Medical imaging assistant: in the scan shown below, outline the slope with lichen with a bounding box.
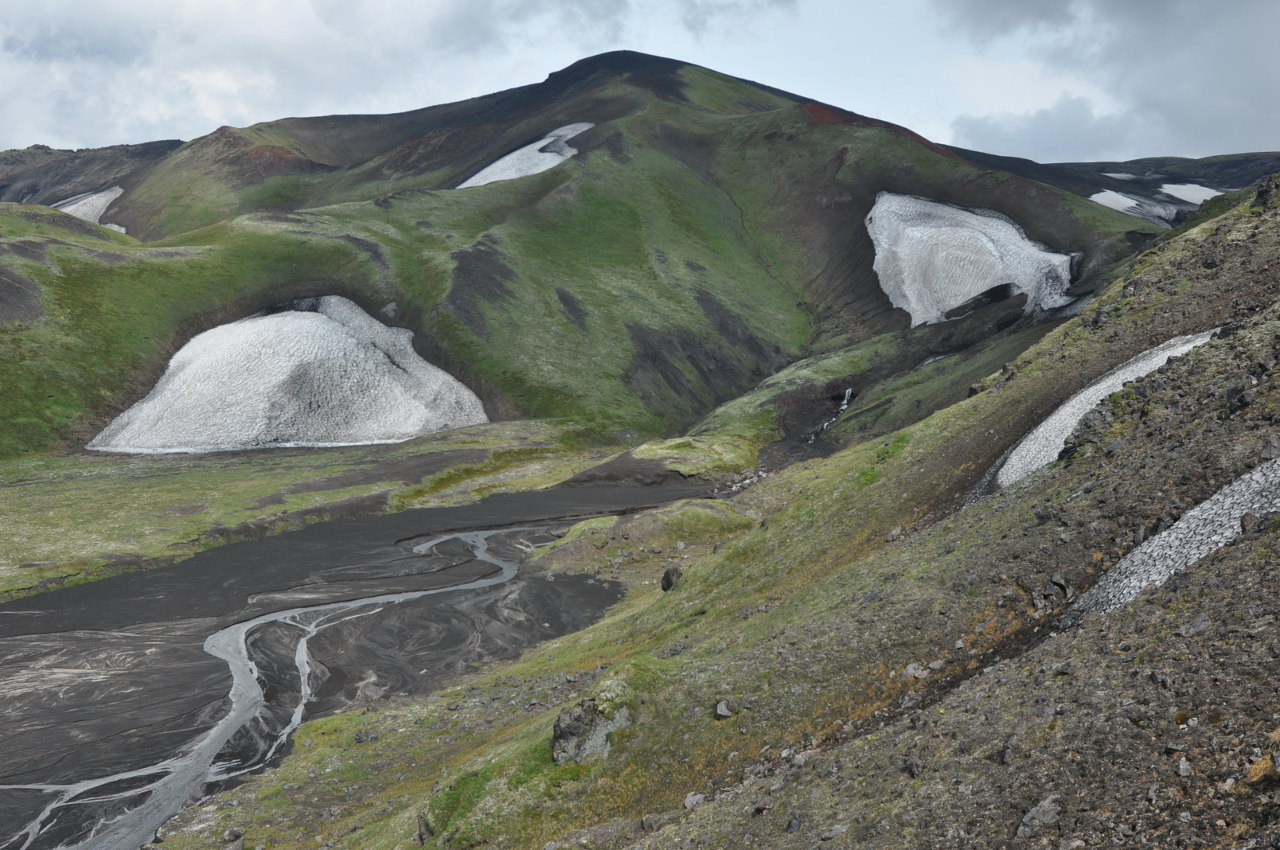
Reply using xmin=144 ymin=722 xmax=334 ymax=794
xmin=155 ymin=181 xmax=1280 ymax=849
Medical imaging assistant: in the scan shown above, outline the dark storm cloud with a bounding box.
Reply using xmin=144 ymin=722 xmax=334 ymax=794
xmin=937 ymin=0 xmax=1280 ymax=159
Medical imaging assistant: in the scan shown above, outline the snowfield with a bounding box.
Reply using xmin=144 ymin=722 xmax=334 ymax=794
xmin=865 ymin=192 xmax=1074 ymax=327
xmin=1160 ymin=183 xmax=1224 ymax=205
xmin=1088 ymin=188 xmax=1199 ymax=227
xmin=995 ymin=329 xmax=1216 ymax=489
xmin=88 ymin=296 xmax=488 ymax=453
xmin=1088 ymin=189 xmax=1140 ymax=214
xmin=52 ymin=186 xmax=125 ymax=231
xmin=458 ymin=123 xmax=595 ymax=189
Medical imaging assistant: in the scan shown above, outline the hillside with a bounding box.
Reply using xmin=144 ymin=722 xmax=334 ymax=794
xmin=1 ymin=51 xmax=1278 ymax=850
xmin=133 ymin=169 xmax=1278 ymax=850
xmin=0 ymin=51 xmax=1154 ymax=465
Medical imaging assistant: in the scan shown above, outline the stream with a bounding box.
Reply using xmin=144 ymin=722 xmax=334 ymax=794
xmin=0 ymin=481 xmax=707 ymax=850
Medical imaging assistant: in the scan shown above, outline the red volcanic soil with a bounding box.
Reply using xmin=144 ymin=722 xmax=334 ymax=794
xmin=802 ymin=102 xmax=858 ymax=126
xmin=801 ymin=102 xmax=967 ymax=164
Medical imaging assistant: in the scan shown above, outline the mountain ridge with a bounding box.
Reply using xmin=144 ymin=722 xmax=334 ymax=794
xmin=2 ymin=50 xmax=1280 ymax=850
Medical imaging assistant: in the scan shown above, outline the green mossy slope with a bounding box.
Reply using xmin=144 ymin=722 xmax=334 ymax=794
xmin=156 ymin=178 xmax=1280 ymax=850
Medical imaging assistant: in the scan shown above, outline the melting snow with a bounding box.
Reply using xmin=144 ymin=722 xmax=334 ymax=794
xmin=1066 ymin=458 xmax=1280 ymax=623
xmin=995 ymin=329 xmax=1215 ymax=489
xmin=52 ymin=186 xmax=125 ymax=230
xmin=457 ymin=123 xmax=594 ymax=189
xmin=865 ymin=193 xmax=1074 ymax=327
xmin=1102 ymin=172 xmax=1136 ymax=181
xmin=1088 ymin=190 xmax=1139 ymax=213
xmin=88 ymin=296 xmax=487 ymax=453
xmin=1088 ymin=189 xmax=1183 ymax=226
xmin=1159 ymin=183 xmax=1223 ymax=205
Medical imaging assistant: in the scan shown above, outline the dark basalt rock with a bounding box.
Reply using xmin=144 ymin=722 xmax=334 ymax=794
xmin=661 ymin=565 xmax=682 ymax=591
xmin=552 ymin=699 xmax=631 ymax=764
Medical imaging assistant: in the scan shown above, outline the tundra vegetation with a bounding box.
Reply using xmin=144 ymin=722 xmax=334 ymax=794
xmin=2 ymin=51 xmax=1278 ymax=849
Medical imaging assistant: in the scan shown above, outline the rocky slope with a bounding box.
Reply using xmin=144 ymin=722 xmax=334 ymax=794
xmin=2 ymin=51 xmax=1278 ymax=850
xmin=149 ymin=177 xmax=1280 ymax=849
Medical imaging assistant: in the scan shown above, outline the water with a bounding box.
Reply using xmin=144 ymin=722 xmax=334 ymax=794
xmin=0 ymin=528 xmax=529 ymax=850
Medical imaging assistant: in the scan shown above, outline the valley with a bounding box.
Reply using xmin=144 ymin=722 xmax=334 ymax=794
xmin=1 ymin=50 xmax=1278 ymax=849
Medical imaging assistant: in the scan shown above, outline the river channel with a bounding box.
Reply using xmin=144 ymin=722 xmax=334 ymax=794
xmin=0 ymin=480 xmax=707 ymax=850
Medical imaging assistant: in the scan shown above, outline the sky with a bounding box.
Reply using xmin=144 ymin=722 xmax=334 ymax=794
xmin=1 ymin=0 xmax=1275 ymax=163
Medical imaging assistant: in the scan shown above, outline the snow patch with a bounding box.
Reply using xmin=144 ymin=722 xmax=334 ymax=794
xmin=865 ymin=193 xmax=1074 ymax=327
xmin=52 ymin=186 xmax=125 ymax=228
xmin=1159 ymin=183 xmax=1223 ymax=205
xmin=1088 ymin=189 xmax=1183 ymax=226
xmin=995 ymin=329 xmax=1215 ymax=489
xmin=88 ymin=296 xmax=487 ymax=454
xmin=1067 ymin=458 xmax=1280 ymax=622
xmin=1102 ymin=172 xmax=1136 ymax=181
xmin=458 ymin=123 xmax=594 ymax=189
xmin=1088 ymin=190 xmax=1139 ymax=213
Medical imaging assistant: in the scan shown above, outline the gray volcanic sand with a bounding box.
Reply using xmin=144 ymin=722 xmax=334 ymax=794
xmin=0 ymin=480 xmax=707 ymax=850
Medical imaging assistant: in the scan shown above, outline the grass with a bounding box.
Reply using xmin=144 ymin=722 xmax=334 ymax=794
xmin=153 ymin=185 xmax=1279 ymax=850
xmin=0 ymin=419 xmax=590 ymax=600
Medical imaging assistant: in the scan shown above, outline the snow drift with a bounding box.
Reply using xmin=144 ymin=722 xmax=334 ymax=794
xmin=52 ymin=186 xmax=126 ymax=232
xmin=88 ymin=296 xmax=487 ymax=453
xmin=458 ymin=123 xmax=594 ymax=189
xmin=995 ymin=329 xmax=1216 ymax=489
xmin=865 ymin=193 xmax=1074 ymax=327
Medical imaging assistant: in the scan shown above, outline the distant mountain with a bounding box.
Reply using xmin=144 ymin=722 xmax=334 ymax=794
xmin=946 ymin=145 xmax=1280 ymax=226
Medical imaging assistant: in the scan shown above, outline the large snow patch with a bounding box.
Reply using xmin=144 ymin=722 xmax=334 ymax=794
xmin=995 ymin=329 xmax=1215 ymax=489
xmin=865 ymin=193 xmax=1074 ymax=327
xmin=53 ymin=186 xmax=126 ymax=232
xmin=88 ymin=296 xmax=488 ymax=453
xmin=1159 ymin=183 xmax=1223 ymax=205
xmin=1087 ymin=189 xmax=1182 ymax=227
xmin=457 ymin=123 xmax=594 ymax=189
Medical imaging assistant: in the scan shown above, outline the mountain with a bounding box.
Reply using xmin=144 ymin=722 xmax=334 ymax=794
xmin=946 ymin=144 xmax=1280 ymax=226
xmin=2 ymin=50 xmax=1280 ymax=850
xmin=0 ymin=51 xmax=1157 ymax=461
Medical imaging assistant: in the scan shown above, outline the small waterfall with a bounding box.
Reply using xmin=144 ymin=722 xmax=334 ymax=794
xmin=808 ymin=388 xmax=854 ymax=443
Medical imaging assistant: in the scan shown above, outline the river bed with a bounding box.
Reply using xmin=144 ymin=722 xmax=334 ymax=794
xmin=0 ymin=481 xmax=706 ymax=850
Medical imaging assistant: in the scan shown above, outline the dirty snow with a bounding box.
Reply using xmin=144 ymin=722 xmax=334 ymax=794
xmin=995 ymin=330 xmax=1216 ymax=489
xmin=1160 ymin=183 xmax=1223 ymax=205
xmin=458 ymin=123 xmax=594 ymax=189
xmin=52 ymin=186 xmax=124 ymax=228
xmin=1066 ymin=458 xmax=1280 ymax=623
xmin=865 ymin=192 xmax=1074 ymax=327
xmin=88 ymin=296 xmax=487 ymax=453
xmin=1088 ymin=189 xmax=1183 ymax=226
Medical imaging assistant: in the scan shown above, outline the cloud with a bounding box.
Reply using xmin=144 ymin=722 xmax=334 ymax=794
xmin=952 ymin=95 xmax=1141 ymax=162
xmin=932 ymin=0 xmax=1280 ymax=159
xmin=677 ymin=0 xmax=799 ymax=37
xmin=929 ymin=0 xmax=1078 ymax=41
xmin=0 ymin=0 xmax=776 ymax=151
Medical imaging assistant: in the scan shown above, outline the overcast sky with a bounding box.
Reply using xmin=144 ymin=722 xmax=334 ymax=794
xmin=1 ymin=0 xmax=1275 ymax=162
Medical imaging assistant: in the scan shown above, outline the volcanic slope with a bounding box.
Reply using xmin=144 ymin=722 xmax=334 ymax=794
xmin=155 ymin=172 xmax=1280 ymax=849
xmin=947 ymin=144 xmax=1280 ymax=227
xmin=0 ymin=51 xmax=1152 ymax=467
xmin=2 ymin=49 xmax=1277 ymax=849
